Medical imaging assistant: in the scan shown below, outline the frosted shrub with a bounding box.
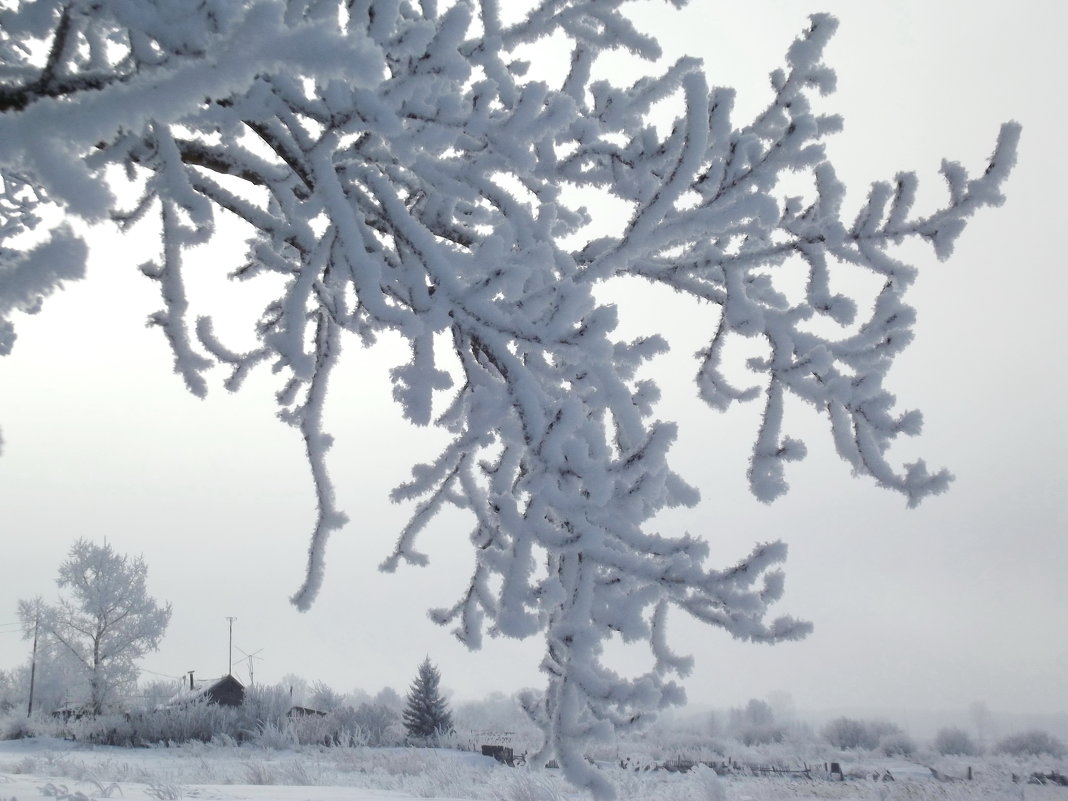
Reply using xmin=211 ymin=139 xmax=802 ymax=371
xmin=0 ymin=710 xmax=40 ymax=740
xmin=145 ymin=780 xmax=184 ymax=800
xmin=65 ymin=712 xmax=137 ymax=745
xmin=729 ymin=699 xmax=786 ymax=746
xmin=289 ymin=713 xmax=336 ymax=746
xmin=284 ymin=708 xmax=368 ymax=746
xmin=324 ymin=706 xmax=371 ymax=746
xmin=234 ymin=684 xmax=291 ymax=732
xmin=934 ymin=726 xmax=980 ymax=756
xmin=821 ymin=717 xmax=902 ymax=751
xmin=737 ymin=725 xmax=786 ymax=747
xmin=252 ymin=719 xmax=298 ymax=750
xmin=345 ymin=702 xmax=401 ymax=746
xmin=821 ymin=717 xmax=869 ymax=750
xmin=995 ymin=730 xmax=1067 ymax=758
xmin=879 ymin=731 xmax=917 ymax=757
xmin=242 ymin=760 xmax=277 ymax=786
xmin=137 ymin=680 xmax=185 ymax=713
xmin=116 ymin=701 xmax=240 ymax=745
xmin=308 ymin=681 xmax=346 ymax=712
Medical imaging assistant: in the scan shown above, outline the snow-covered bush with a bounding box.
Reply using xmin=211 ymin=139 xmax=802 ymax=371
xmin=608 ymin=726 xmax=727 ymax=770
xmin=65 ymin=711 xmax=137 ymax=745
xmin=0 ymin=710 xmax=63 ymax=740
xmin=728 ymin=699 xmax=787 ymax=746
xmin=251 ymin=719 xmax=298 ymax=750
xmin=737 ymin=725 xmax=786 ymax=747
xmin=821 ymin=717 xmax=902 ymax=751
xmin=454 ymin=692 xmax=532 ymax=733
xmin=995 ymin=730 xmax=1067 ymax=758
xmin=234 ymin=683 xmax=291 ymax=733
xmin=137 ymin=679 xmax=186 ymax=713
xmin=3 ymin=628 xmax=98 ymax=717
xmin=75 ymin=700 xmax=239 ymax=745
xmin=0 ymin=670 xmax=18 ymax=714
xmin=308 ymin=681 xmax=346 ymax=712
xmin=351 ymin=701 xmax=403 ymax=747
xmin=285 ymin=707 xmax=368 ymax=747
xmin=879 ymin=731 xmax=917 ymax=757
xmin=934 ymin=726 xmax=981 ymax=756
xmin=0 ymin=711 xmax=32 ymax=741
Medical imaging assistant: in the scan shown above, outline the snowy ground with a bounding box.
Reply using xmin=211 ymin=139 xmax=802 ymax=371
xmin=0 ymin=737 xmax=1065 ymax=801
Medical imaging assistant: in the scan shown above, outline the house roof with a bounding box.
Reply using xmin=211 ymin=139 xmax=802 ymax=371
xmin=161 ymin=674 xmax=244 ymax=708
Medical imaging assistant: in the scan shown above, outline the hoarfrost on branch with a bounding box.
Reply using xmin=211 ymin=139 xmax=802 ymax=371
xmin=0 ymin=1 xmax=1017 ymax=795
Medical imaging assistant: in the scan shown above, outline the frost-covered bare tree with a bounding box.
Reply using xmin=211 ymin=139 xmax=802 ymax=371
xmin=18 ymin=540 xmax=172 ymax=714
xmin=0 ymin=1 xmax=1017 ymax=795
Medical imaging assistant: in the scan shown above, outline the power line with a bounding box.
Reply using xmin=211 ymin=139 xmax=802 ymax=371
xmin=139 ymin=667 xmax=184 ymax=680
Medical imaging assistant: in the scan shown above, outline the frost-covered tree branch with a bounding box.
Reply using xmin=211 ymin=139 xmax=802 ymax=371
xmin=0 ymin=1 xmax=1017 ymax=796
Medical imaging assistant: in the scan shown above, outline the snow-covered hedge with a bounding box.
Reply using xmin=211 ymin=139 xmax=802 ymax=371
xmin=995 ymin=730 xmax=1067 ymax=758
xmin=933 ymin=726 xmax=981 ymax=756
xmin=820 ymin=717 xmax=903 ymax=751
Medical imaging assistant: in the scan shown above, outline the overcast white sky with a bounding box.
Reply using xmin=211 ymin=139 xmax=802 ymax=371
xmin=1 ymin=1 xmax=1065 ymax=730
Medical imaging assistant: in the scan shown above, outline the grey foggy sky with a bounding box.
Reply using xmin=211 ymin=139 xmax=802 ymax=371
xmin=1 ymin=1 xmax=1065 ymax=725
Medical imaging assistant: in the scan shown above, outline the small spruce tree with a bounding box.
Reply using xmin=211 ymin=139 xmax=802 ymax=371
xmin=402 ymin=657 xmax=453 ymax=743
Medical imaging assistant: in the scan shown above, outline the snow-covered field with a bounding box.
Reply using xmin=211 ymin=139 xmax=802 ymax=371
xmin=0 ymin=737 xmax=1065 ymax=801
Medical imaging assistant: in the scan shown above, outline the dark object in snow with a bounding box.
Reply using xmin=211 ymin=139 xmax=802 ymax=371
xmin=201 ymin=674 xmax=244 ymax=707
xmin=165 ymin=674 xmax=245 ymax=709
xmin=1027 ymin=771 xmax=1068 ymax=786
xmin=52 ymin=705 xmax=95 ymax=722
xmin=287 ymin=705 xmax=327 ymax=717
xmin=482 ymin=745 xmax=515 ymax=766
xmin=924 ymin=763 xmax=976 ymax=782
xmin=659 ymin=757 xmax=811 ymax=778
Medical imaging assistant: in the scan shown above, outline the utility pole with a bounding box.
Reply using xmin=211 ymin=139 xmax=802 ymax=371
xmin=225 ymin=617 xmax=237 ymax=677
xmin=26 ymin=605 xmax=39 ymax=718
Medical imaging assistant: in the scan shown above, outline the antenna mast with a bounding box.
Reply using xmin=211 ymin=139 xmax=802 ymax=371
xmin=225 ymin=616 xmax=237 ymax=677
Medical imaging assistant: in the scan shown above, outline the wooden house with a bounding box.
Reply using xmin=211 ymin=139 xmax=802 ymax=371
xmin=164 ymin=673 xmax=245 ymax=709
xmin=202 ymin=674 xmax=245 ymax=707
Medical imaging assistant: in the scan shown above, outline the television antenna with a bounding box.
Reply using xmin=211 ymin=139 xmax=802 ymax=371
xmin=233 ymin=646 xmax=265 ymax=685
